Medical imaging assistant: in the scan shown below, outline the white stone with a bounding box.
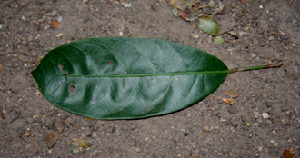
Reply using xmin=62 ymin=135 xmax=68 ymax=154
xmin=262 ymin=113 xmax=269 ymax=119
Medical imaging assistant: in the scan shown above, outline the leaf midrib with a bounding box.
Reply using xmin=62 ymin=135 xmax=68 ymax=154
xmin=32 ymin=70 xmax=229 ymax=78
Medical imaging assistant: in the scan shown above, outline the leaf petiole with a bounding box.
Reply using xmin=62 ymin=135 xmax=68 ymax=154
xmin=228 ymin=60 xmax=283 ymax=74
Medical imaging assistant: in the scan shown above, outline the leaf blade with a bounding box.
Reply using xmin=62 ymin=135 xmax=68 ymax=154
xmin=32 ymin=37 xmax=228 ymax=119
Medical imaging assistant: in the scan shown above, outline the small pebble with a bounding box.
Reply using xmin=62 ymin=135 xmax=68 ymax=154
xmin=18 ymin=54 xmax=27 ymax=63
xmin=208 ymin=0 xmax=215 ymax=6
xmin=191 ymin=143 xmax=196 ymax=148
xmin=123 ymin=27 xmax=130 ymax=34
xmin=50 ymin=11 xmax=58 ymax=16
xmin=238 ymin=31 xmax=246 ymax=36
xmin=270 ymin=140 xmax=275 ymax=144
xmin=92 ymin=132 xmax=97 ymax=137
xmin=125 ymin=3 xmax=132 ymax=7
xmin=44 ymin=25 xmax=51 ymax=30
xmin=56 ymin=16 xmax=63 ymax=22
xmin=257 ymin=146 xmax=263 ymax=152
xmin=28 ymin=35 xmax=34 ymax=42
xmin=256 ymin=119 xmax=263 ymax=123
xmin=85 ymin=130 xmax=93 ymax=137
xmin=15 ymin=38 xmax=21 ymax=44
xmin=268 ymin=36 xmax=275 ymax=40
xmin=26 ymin=117 xmax=34 ymax=124
xmin=254 ymin=112 xmax=259 ymax=119
xmin=130 ymin=125 xmax=137 ymax=130
xmin=266 ymin=119 xmax=272 ymax=124
xmin=287 ymin=138 xmax=292 ymax=143
xmin=262 ymin=113 xmax=269 ymax=119
xmin=186 ymin=113 xmax=191 ymax=118
xmin=173 ymin=134 xmax=181 ymax=143
xmin=271 ymin=130 xmax=276 ymax=134
xmin=192 ymin=34 xmax=199 ymax=39
xmin=259 ymin=5 xmax=264 ymax=9
xmin=134 ymin=147 xmax=140 ymax=153
xmin=228 ymin=106 xmax=236 ymax=114
xmin=226 ymin=48 xmax=234 ymax=52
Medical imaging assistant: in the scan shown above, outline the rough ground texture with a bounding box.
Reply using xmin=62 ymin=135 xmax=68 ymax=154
xmin=1 ymin=0 xmax=300 ymax=157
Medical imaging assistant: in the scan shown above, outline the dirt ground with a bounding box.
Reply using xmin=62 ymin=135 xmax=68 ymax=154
xmin=1 ymin=0 xmax=300 ymax=157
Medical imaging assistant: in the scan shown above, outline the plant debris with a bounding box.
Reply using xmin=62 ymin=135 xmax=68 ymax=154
xmin=72 ymin=138 xmax=90 ymax=153
xmin=54 ymin=116 xmax=65 ymax=134
xmin=197 ymin=18 xmax=220 ymax=35
xmin=225 ymin=90 xmax=239 ymax=98
xmin=214 ymin=35 xmax=224 ymax=45
xmin=221 ymin=97 xmax=233 ymax=104
xmin=25 ymin=141 xmax=40 ymax=157
xmin=45 ymin=132 xmax=59 ymax=148
xmin=282 ymin=148 xmax=295 ymax=158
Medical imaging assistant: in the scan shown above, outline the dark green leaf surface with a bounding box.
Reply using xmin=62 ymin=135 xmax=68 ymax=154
xmin=31 ymin=37 xmax=228 ymax=119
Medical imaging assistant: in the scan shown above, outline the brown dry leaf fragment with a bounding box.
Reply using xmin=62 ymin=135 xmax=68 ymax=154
xmin=82 ymin=0 xmax=89 ymax=4
xmin=73 ymin=138 xmax=90 ymax=147
xmin=170 ymin=0 xmax=175 ymax=6
xmin=225 ymin=90 xmax=239 ymax=98
xmin=45 ymin=132 xmax=59 ymax=148
xmin=34 ymin=58 xmax=41 ymax=66
xmin=268 ymin=61 xmax=272 ymax=65
xmin=178 ymin=9 xmax=190 ymax=21
xmin=86 ymin=118 xmax=96 ymax=121
xmin=0 ymin=64 xmax=1 ymax=71
xmin=221 ymin=97 xmax=232 ymax=104
xmin=186 ymin=156 xmax=199 ymax=158
xmin=290 ymin=148 xmax=295 ymax=153
xmin=204 ymin=126 xmax=209 ymax=131
xmin=25 ymin=141 xmax=40 ymax=157
xmin=0 ymin=109 xmax=4 ymax=119
xmin=54 ymin=116 xmax=65 ymax=134
xmin=283 ymin=148 xmax=295 ymax=158
xmin=288 ymin=0 xmax=294 ymax=5
xmin=240 ymin=0 xmax=249 ymax=5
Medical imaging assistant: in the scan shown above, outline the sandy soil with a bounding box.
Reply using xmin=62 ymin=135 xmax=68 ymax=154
xmin=1 ymin=0 xmax=300 ymax=157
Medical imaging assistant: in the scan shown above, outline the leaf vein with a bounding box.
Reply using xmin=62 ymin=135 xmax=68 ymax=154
xmin=79 ymin=41 xmax=128 ymax=74
xmin=114 ymin=39 xmax=160 ymax=74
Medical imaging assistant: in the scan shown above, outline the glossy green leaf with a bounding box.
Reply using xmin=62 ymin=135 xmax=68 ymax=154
xmin=31 ymin=37 xmax=228 ymax=119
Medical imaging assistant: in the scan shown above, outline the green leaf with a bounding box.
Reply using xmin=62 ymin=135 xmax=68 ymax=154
xmin=214 ymin=36 xmax=224 ymax=45
xmin=173 ymin=8 xmax=178 ymax=16
xmin=31 ymin=37 xmax=228 ymax=120
xmin=227 ymin=31 xmax=237 ymax=36
xmin=182 ymin=0 xmax=190 ymax=6
xmin=197 ymin=18 xmax=220 ymax=35
xmin=245 ymin=122 xmax=252 ymax=127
